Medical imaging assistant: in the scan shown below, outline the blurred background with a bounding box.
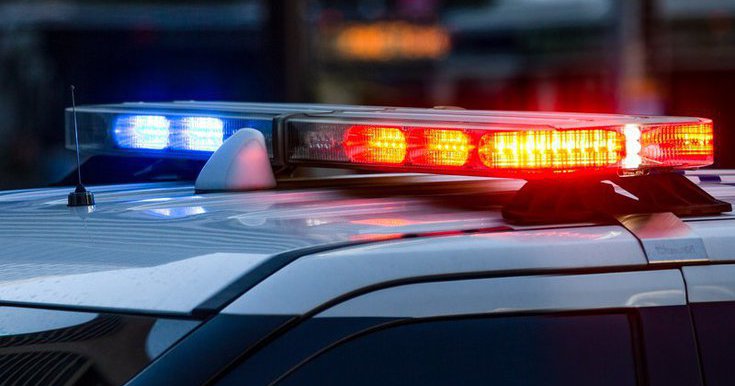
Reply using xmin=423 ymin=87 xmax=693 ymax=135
xmin=1 ymin=0 xmax=734 ymax=188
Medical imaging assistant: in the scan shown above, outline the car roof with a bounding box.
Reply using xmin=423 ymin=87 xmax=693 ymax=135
xmin=0 ymin=172 xmax=734 ymax=316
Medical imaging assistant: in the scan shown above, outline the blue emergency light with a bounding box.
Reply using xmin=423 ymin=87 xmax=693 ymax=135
xmin=65 ymin=102 xmax=282 ymax=159
xmin=113 ymin=115 xmax=226 ymax=151
xmin=114 ymin=115 xmax=171 ymax=150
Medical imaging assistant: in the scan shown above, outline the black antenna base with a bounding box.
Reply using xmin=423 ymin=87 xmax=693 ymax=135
xmin=502 ymin=172 xmax=732 ymax=225
xmin=68 ymin=185 xmax=95 ymax=207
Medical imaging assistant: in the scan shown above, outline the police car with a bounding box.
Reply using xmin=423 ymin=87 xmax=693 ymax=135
xmin=0 ymin=101 xmax=733 ymax=386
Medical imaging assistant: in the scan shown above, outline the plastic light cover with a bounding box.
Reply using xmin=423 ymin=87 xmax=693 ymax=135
xmin=180 ymin=117 xmax=225 ymax=152
xmin=412 ymin=129 xmax=471 ymax=166
xmin=345 ymin=126 xmax=407 ymax=164
xmin=640 ymin=122 xmax=713 ymax=167
xmin=287 ymin=117 xmax=714 ymax=177
xmin=114 ymin=115 xmax=171 ymax=150
xmin=478 ymin=129 xmax=624 ymax=170
xmin=66 ymin=106 xmax=274 ymax=159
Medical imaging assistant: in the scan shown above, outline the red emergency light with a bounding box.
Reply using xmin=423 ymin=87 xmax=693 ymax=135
xmin=283 ymin=111 xmax=724 ymax=223
xmin=287 ymin=116 xmax=713 ymax=178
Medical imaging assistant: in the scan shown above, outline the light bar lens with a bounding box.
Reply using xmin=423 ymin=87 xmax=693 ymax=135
xmin=114 ymin=115 xmax=171 ymax=150
xmin=413 ymin=129 xmax=471 ymax=166
xmin=288 ymin=119 xmax=714 ymax=177
xmin=67 ymin=108 xmax=274 ymax=159
xmin=115 ymin=116 xmax=227 ymax=152
xmin=113 ymin=115 xmax=227 ymax=152
xmin=180 ymin=117 xmax=225 ymax=151
xmin=345 ymin=126 xmax=407 ymax=164
xmin=641 ymin=122 xmax=713 ymax=167
xmin=478 ymin=129 xmax=624 ymax=169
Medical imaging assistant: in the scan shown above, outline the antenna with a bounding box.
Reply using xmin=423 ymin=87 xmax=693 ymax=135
xmin=67 ymin=85 xmax=95 ymax=207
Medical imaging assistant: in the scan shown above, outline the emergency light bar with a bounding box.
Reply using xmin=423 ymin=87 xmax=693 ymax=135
xmin=66 ymin=102 xmax=714 ymax=178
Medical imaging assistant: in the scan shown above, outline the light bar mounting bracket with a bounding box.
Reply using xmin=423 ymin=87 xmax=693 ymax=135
xmin=502 ymin=173 xmax=732 ymax=225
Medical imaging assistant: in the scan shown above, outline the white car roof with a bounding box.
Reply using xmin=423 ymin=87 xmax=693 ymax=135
xmin=0 ymin=173 xmax=733 ymax=315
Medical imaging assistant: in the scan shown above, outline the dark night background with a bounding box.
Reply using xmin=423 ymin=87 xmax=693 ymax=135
xmin=1 ymin=0 xmax=734 ymax=189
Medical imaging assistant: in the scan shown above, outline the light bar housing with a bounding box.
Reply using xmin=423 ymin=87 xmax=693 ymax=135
xmin=286 ymin=111 xmax=713 ymax=177
xmin=66 ymin=102 xmax=714 ymax=178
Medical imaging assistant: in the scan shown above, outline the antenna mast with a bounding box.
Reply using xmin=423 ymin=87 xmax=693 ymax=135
xmin=67 ymin=85 xmax=95 ymax=207
xmin=71 ymin=86 xmax=84 ymax=187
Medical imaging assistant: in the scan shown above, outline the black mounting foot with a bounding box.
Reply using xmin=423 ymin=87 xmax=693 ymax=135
xmin=502 ymin=173 xmax=732 ymax=225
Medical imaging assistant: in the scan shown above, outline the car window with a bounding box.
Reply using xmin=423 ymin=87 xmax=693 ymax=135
xmin=274 ymin=314 xmax=638 ymax=386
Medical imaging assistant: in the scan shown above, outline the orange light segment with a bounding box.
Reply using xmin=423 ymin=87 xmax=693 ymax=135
xmin=478 ymin=129 xmax=625 ymax=170
xmin=641 ymin=122 xmax=713 ymax=167
xmin=412 ymin=129 xmax=471 ymax=166
xmin=345 ymin=126 xmax=407 ymax=164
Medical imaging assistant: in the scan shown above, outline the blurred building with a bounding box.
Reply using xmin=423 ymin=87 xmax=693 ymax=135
xmin=2 ymin=0 xmax=735 ymax=188
xmin=0 ymin=0 xmax=274 ymax=188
